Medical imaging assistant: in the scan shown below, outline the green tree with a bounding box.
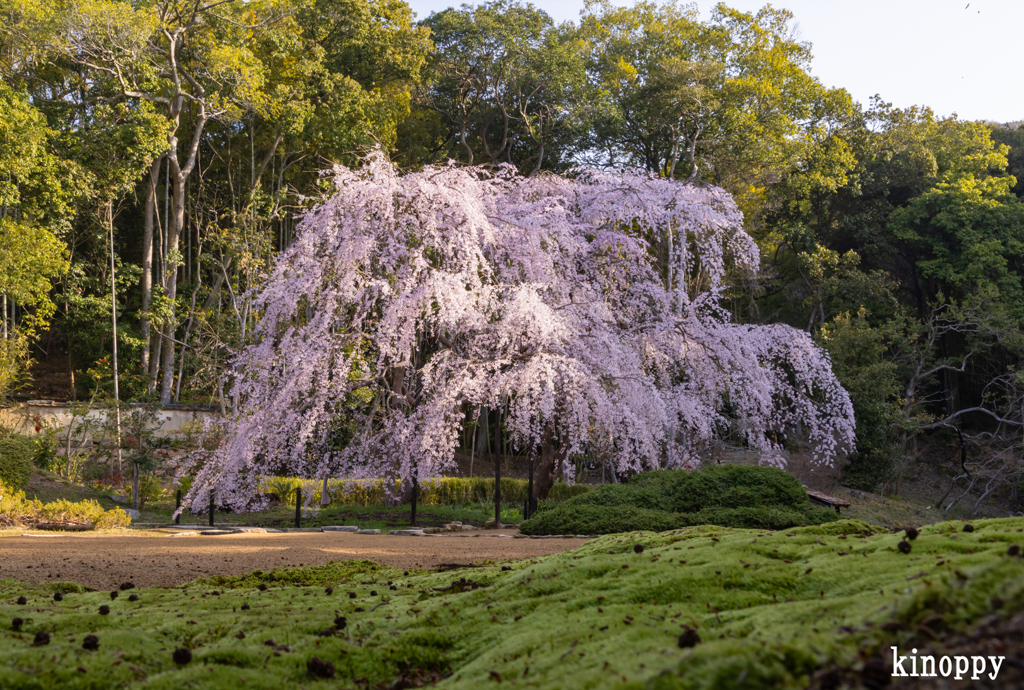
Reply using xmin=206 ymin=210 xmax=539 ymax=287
xmin=0 ymin=82 xmax=72 ymax=400
xmin=578 ymin=0 xmax=846 ymax=208
xmin=413 ymin=0 xmax=587 ymax=172
xmin=818 ymin=309 xmax=904 ymax=491
xmin=890 ymin=174 xmax=1024 ymax=320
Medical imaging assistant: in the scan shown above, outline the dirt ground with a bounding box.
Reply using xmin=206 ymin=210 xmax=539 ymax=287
xmin=0 ymin=529 xmax=584 ymax=590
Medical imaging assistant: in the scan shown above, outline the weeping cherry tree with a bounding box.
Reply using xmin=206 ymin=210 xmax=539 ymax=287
xmin=181 ymin=152 xmax=855 ymax=512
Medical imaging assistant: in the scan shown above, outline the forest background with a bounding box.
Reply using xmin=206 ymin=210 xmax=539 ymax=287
xmin=2 ymin=0 xmax=1024 ymax=502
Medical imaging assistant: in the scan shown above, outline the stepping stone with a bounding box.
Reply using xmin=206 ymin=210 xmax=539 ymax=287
xmin=355 ymin=529 xmax=382 ymax=535
xmin=389 ymin=530 xmax=425 ymax=536
xmin=199 ymin=530 xmax=239 ymax=536
xmin=321 ymin=526 xmax=360 ymax=532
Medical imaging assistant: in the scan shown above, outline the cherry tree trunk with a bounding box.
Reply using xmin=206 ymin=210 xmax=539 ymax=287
xmin=533 ymin=423 xmax=564 ymax=501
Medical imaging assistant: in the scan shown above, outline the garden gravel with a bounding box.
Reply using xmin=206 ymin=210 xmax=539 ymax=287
xmin=0 ymin=529 xmax=582 ymax=589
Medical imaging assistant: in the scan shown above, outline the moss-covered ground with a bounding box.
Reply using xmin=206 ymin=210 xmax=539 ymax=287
xmin=2 ymin=517 xmax=1022 ymax=689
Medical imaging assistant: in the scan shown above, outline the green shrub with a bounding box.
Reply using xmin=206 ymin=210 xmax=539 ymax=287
xmin=39 ymin=498 xmax=106 ymax=524
xmin=126 ymin=473 xmax=164 ymax=508
xmin=518 ymin=504 xmax=679 ymax=535
xmin=520 ymin=465 xmax=838 ymax=535
xmin=94 ymin=509 xmax=132 ymax=529
xmin=0 ymin=479 xmax=131 ymax=529
xmin=32 ymin=426 xmax=60 ymax=470
xmin=0 ymin=478 xmax=41 ymax=518
xmin=0 ymin=428 xmax=34 ymax=490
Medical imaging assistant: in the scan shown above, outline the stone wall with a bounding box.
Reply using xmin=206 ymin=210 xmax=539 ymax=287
xmin=0 ymin=401 xmax=219 ymax=438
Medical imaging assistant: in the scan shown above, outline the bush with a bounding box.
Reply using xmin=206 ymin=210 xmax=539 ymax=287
xmin=95 ymin=509 xmax=132 ymax=529
xmin=124 ymin=473 xmax=164 ymax=508
xmin=516 ymin=504 xmax=680 ymax=535
xmin=32 ymin=426 xmax=60 ymax=471
xmin=0 ymin=428 xmax=34 ymax=490
xmin=519 ymin=465 xmax=838 ymax=535
xmin=0 ymin=480 xmax=131 ymax=529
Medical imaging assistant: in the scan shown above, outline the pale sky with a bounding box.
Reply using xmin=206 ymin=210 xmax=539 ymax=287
xmin=405 ymin=0 xmax=1024 ymax=124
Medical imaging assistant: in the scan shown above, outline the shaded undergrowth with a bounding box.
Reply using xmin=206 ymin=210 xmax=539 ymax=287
xmin=1 ymin=517 xmax=1022 ymax=689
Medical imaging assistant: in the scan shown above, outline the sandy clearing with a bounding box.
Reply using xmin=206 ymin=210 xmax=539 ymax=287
xmin=0 ymin=530 xmax=584 ymax=590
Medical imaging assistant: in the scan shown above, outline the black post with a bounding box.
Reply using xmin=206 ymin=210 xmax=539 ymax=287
xmin=208 ymin=493 xmax=214 ymax=527
xmin=295 ymin=487 xmax=302 ymax=528
xmin=528 ymin=455 xmax=535 ymax=519
xmin=494 ymin=457 xmax=501 ymax=529
xmin=411 ymin=476 xmax=418 ymax=527
xmin=175 ymin=490 xmax=181 ymax=525
xmin=494 ymin=407 xmax=502 ymax=528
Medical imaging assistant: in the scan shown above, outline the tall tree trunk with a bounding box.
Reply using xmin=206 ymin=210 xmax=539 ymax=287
xmin=158 ymin=163 xmax=186 ymax=404
xmin=159 ymin=103 xmax=209 ymax=404
xmin=140 ymin=156 xmax=162 ymax=378
xmin=107 ymin=204 xmax=124 ymax=499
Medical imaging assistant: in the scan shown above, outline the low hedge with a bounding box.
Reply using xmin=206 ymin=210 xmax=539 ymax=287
xmin=520 ymin=464 xmax=838 ymax=535
xmin=0 ymin=429 xmax=34 ymax=490
xmin=258 ymin=476 xmax=592 ymax=508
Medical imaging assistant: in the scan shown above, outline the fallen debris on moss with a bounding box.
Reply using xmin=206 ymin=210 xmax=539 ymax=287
xmin=0 ymin=517 xmax=1021 ymax=689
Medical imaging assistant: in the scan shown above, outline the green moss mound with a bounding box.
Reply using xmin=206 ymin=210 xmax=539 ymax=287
xmin=521 ymin=465 xmax=837 ymax=535
xmin=1 ymin=517 xmax=1023 ymax=689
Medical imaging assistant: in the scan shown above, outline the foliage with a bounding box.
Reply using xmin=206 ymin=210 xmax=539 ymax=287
xmin=0 ymin=218 xmax=69 ymax=334
xmin=0 ymin=428 xmax=33 ymax=490
xmin=520 ymin=503 xmax=680 ymax=534
xmin=520 ymin=465 xmax=837 ymax=534
xmin=413 ymin=0 xmax=588 ymax=172
xmin=576 ymin=0 xmax=846 ymax=202
xmin=117 ymin=473 xmax=163 ymax=510
xmin=1 ymin=517 xmax=1023 ymax=688
xmin=28 ymin=418 xmax=60 ymax=471
xmin=0 ymin=334 xmax=29 ymax=403
xmin=0 ymin=479 xmax=130 ymax=527
xmin=818 ymin=310 xmax=905 ymax=491
xmin=0 ymin=83 xmax=72 ymax=400
xmin=187 ymin=153 xmax=853 ymax=512
xmin=890 ymin=173 xmax=1024 ymax=321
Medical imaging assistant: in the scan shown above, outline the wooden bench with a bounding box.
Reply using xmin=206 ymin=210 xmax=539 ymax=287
xmin=803 ymin=486 xmax=851 ymax=514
